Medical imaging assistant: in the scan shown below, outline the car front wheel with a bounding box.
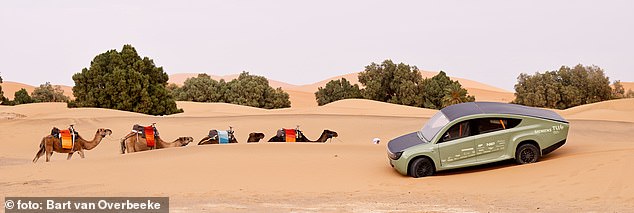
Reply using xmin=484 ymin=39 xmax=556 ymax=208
xmin=515 ymin=144 xmax=541 ymax=164
xmin=409 ymin=157 xmax=435 ymax=178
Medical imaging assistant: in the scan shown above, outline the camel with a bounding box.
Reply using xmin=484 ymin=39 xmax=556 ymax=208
xmin=268 ymin=129 xmax=338 ymax=143
xmin=120 ymin=134 xmax=193 ymax=154
xmin=198 ymin=127 xmax=238 ymax=145
xmin=247 ymin=133 xmax=265 ymax=143
xmin=198 ymin=131 xmax=266 ymax=144
xmin=33 ymin=127 xmax=113 ymax=163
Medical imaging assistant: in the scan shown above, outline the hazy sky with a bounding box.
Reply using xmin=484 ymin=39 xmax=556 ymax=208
xmin=1 ymin=0 xmax=632 ymax=91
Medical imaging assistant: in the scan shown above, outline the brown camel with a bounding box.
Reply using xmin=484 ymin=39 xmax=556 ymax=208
xmin=198 ymin=128 xmax=238 ymax=145
xmin=33 ymin=128 xmax=113 ymax=163
xmin=120 ymin=134 xmax=193 ymax=154
xmin=247 ymin=133 xmax=265 ymax=143
xmin=268 ymin=129 xmax=338 ymax=143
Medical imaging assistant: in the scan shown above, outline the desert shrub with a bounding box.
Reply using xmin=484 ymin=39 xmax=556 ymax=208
xmin=70 ymin=45 xmax=182 ymax=115
xmin=14 ymin=88 xmax=34 ymax=105
xmin=358 ymin=59 xmax=474 ymax=109
xmin=315 ymin=78 xmax=362 ymax=106
xmin=31 ymin=82 xmax=69 ymax=102
xmin=172 ymin=72 xmax=290 ymax=109
xmin=513 ymin=64 xmax=614 ymax=109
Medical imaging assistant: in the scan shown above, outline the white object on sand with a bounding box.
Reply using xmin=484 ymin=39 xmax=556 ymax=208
xmin=373 ymin=138 xmax=380 ymax=144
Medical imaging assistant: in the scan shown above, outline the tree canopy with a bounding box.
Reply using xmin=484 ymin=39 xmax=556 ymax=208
xmin=513 ymin=64 xmax=615 ymax=109
xmin=70 ymin=45 xmax=182 ymax=115
xmin=0 ymin=74 xmax=3 ymax=101
xmin=31 ymin=82 xmax=69 ymax=103
xmin=314 ymin=78 xmax=362 ymax=106
xmin=14 ymin=88 xmax=34 ymax=105
xmin=357 ymin=60 xmax=474 ymax=109
xmin=171 ymin=72 xmax=291 ymax=109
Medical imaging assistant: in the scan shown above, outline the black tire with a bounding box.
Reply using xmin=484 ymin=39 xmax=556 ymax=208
xmin=409 ymin=157 xmax=435 ymax=178
xmin=515 ymin=143 xmax=541 ymax=164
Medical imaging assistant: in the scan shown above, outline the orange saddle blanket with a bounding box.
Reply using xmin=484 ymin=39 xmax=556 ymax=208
xmin=144 ymin=126 xmax=155 ymax=147
xmin=60 ymin=129 xmax=73 ymax=149
xmin=285 ymin=129 xmax=296 ymax=142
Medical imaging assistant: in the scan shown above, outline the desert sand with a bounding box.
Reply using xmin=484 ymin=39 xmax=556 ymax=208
xmin=1 ymin=95 xmax=634 ymax=212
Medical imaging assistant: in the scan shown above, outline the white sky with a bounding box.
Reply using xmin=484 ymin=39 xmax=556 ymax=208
xmin=1 ymin=0 xmax=632 ymax=91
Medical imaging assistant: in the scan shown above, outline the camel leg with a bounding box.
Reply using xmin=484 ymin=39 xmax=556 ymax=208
xmin=33 ymin=143 xmax=45 ymax=163
xmin=67 ymin=152 xmax=73 ymax=160
xmin=77 ymin=149 xmax=85 ymax=158
xmin=45 ymin=143 xmax=53 ymax=162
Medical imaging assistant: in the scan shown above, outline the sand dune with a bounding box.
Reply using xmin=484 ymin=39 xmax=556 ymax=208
xmin=1 ymin=98 xmax=633 ymax=212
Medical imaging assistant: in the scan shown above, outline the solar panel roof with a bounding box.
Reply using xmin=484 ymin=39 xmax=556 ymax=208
xmin=440 ymin=102 xmax=568 ymax=123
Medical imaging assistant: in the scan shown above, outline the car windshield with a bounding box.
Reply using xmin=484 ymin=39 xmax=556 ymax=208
xmin=418 ymin=112 xmax=449 ymax=142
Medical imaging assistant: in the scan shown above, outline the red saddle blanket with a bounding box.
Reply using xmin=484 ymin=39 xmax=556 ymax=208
xmin=285 ymin=129 xmax=296 ymax=142
xmin=144 ymin=126 xmax=155 ymax=147
xmin=60 ymin=129 xmax=73 ymax=149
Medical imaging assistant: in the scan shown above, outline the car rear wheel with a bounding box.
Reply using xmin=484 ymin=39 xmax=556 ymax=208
xmin=515 ymin=144 xmax=540 ymax=164
xmin=409 ymin=157 xmax=435 ymax=178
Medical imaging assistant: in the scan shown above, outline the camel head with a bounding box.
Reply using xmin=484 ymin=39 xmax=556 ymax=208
xmin=98 ymin=128 xmax=113 ymax=138
xmin=324 ymin=130 xmax=338 ymax=139
xmin=178 ymin=137 xmax=194 ymax=146
xmin=249 ymin=132 xmax=265 ymax=141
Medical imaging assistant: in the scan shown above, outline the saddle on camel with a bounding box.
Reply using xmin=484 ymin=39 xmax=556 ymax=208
xmin=128 ymin=123 xmax=159 ymax=148
xmin=272 ymin=127 xmax=301 ymax=142
xmin=198 ymin=126 xmax=237 ymax=145
xmin=51 ymin=125 xmax=79 ymax=149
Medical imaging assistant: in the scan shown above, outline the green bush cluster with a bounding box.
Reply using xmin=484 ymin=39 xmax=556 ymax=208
xmin=513 ymin=64 xmax=627 ymax=109
xmin=315 ymin=60 xmax=475 ymax=109
xmin=69 ymin=45 xmax=182 ymax=115
xmin=170 ymin=72 xmax=291 ymax=109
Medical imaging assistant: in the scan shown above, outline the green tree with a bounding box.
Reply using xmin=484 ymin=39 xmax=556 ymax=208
xmin=169 ymin=72 xmax=290 ymax=109
xmin=513 ymin=64 xmax=614 ymax=109
xmin=14 ymin=88 xmax=34 ymax=105
xmin=70 ymin=45 xmax=182 ymax=115
xmin=31 ymin=82 xmax=69 ymax=102
xmin=224 ymin=72 xmax=290 ymax=109
xmin=441 ymin=83 xmax=475 ymax=108
xmin=358 ymin=60 xmax=424 ymax=106
xmin=358 ymin=60 xmax=475 ymax=109
xmin=612 ymin=80 xmax=625 ymax=99
xmin=315 ymin=78 xmax=362 ymax=105
xmin=0 ymin=74 xmax=3 ymax=102
xmin=173 ymin=74 xmax=225 ymax=102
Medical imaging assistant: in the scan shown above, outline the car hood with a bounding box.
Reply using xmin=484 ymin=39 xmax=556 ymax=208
xmin=387 ymin=132 xmax=426 ymax=154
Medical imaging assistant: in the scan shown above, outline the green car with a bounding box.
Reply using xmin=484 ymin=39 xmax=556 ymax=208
xmin=387 ymin=102 xmax=569 ymax=178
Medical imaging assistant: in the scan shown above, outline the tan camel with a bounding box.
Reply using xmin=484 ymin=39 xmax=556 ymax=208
xmin=120 ymin=133 xmax=193 ymax=154
xmin=247 ymin=133 xmax=266 ymax=143
xmin=33 ymin=128 xmax=113 ymax=163
xmin=268 ymin=129 xmax=338 ymax=142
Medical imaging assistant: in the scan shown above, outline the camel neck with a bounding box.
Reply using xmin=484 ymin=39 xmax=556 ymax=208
xmin=79 ymin=131 xmax=104 ymax=150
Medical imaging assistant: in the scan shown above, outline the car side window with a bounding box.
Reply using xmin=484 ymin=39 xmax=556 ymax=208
xmin=475 ymin=118 xmax=522 ymax=134
xmin=440 ymin=121 xmax=471 ymax=143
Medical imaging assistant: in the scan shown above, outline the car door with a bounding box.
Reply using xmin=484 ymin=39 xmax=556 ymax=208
xmin=473 ymin=118 xmax=520 ymax=163
xmin=437 ymin=120 xmax=476 ymax=168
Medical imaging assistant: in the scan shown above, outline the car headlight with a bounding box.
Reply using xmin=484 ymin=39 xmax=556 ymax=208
xmin=388 ymin=151 xmax=403 ymax=160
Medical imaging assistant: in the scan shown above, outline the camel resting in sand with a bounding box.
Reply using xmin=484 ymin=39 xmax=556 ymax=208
xmin=268 ymin=129 xmax=338 ymax=143
xmin=33 ymin=127 xmax=113 ymax=163
xmin=247 ymin=133 xmax=266 ymax=143
xmin=120 ymin=133 xmax=193 ymax=154
xmin=198 ymin=127 xmax=266 ymax=144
